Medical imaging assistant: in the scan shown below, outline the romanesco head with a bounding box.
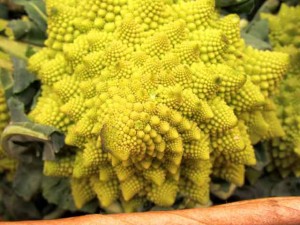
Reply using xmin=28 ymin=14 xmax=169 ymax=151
xmin=28 ymin=0 xmax=289 ymax=211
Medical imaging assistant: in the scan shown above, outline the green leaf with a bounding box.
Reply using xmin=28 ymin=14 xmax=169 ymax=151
xmin=245 ymin=167 xmax=263 ymax=185
xmin=42 ymin=176 xmax=98 ymax=213
xmin=42 ymin=177 xmax=77 ymax=211
xmin=230 ymin=173 xmax=282 ymax=201
xmin=5 ymin=97 xmax=29 ymax=122
xmin=246 ymin=143 xmax=272 ymax=184
xmin=0 ymin=36 xmax=41 ymax=61
xmin=13 ymin=161 xmax=43 ymax=201
xmin=242 ymin=0 xmax=280 ymax=31
xmin=0 ymin=181 xmax=41 ymax=220
xmin=210 ymin=180 xmax=237 ymax=200
xmin=81 ymin=198 xmax=99 ymax=213
xmin=216 ymin=0 xmax=255 ymax=14
xmin=12 ymin=57 xmax=37 ymax=94
xmin=15 ymin=82 xmax=40 ymax=110
xmin=12 ymin=0 xmax=47 ymax=32
xmin=7 ymin=19 xmax=46 ymax=46
xmin=1 ymin=121 xmax=65 ymax=161
xmin=10 ymin=57 xmax=40 ymax=110
xmin=281 ymin=0 xmax=300 ymax=6
xmin=0 ymin=68 xmax=14 ymax=98
xmin=245 ymin=19 xmax=269 ymax=41
xmin=25 ymin=45 xmax=38 ymax=57
xmin=271 ymin=177 xmax=300 ymax=196
xmin=1 ymin=59 xmax=40 ymax=110
xmin=0 ymin=97 xmax=64 ymax=161
xmin=0 ymin=4 xmax=9 ymax=19
xmin=1 ymin=66 xmax=63 ymax=161
xmin=241 ymin=32 xmax=272 ymax=50
xmin=216 ymin=0 xmax=252 ymax=8
xmin=1 ymin=66 xmax=62 ymax=162
xmin=42 ymin=208 xmax=66 ymax=220
xmin=252 ymin=143 xmax=272 ymax=171
xmin=1 ymin=1 xmax=47 ymax=46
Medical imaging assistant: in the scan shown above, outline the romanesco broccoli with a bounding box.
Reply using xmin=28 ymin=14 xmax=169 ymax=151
xmin=27 ymin=0 xmax=289 ymax=211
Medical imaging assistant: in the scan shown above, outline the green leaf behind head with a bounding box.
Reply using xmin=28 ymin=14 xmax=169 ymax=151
xmin=12 ymin=0 xmax=47 ymax=32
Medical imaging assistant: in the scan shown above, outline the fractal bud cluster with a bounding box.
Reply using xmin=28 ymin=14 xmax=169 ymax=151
xmin=26 ymin=0 xmax=289 ymax=211
xmin=262 ymin=4 xmax=300 ymax=177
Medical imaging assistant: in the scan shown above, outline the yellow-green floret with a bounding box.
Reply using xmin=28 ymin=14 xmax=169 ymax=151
xmin=27 ymin=0 xmax=289 ymax=211
xmin=262 ymin=4 xmax=300 ymax=177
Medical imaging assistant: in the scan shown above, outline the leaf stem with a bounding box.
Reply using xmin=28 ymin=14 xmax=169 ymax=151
xmin=28 ymin=2 xmax=47 ymax=22
xmin=0 ymin=35 xmax=41 ymax=60
xmin=0 ymin=58 xmax=13 ymax=71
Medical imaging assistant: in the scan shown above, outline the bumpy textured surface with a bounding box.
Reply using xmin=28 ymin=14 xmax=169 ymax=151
xmin=262 ymin=4 xmax=300 ymax=177
xmin=28 ymin=0 xmax=289 ymax=211
xmin=0 ymin=84 xmax=16 ymax=180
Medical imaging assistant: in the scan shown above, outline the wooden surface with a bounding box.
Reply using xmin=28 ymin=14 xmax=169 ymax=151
xmin=1 ymin=197 xmax=300 ymax=225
